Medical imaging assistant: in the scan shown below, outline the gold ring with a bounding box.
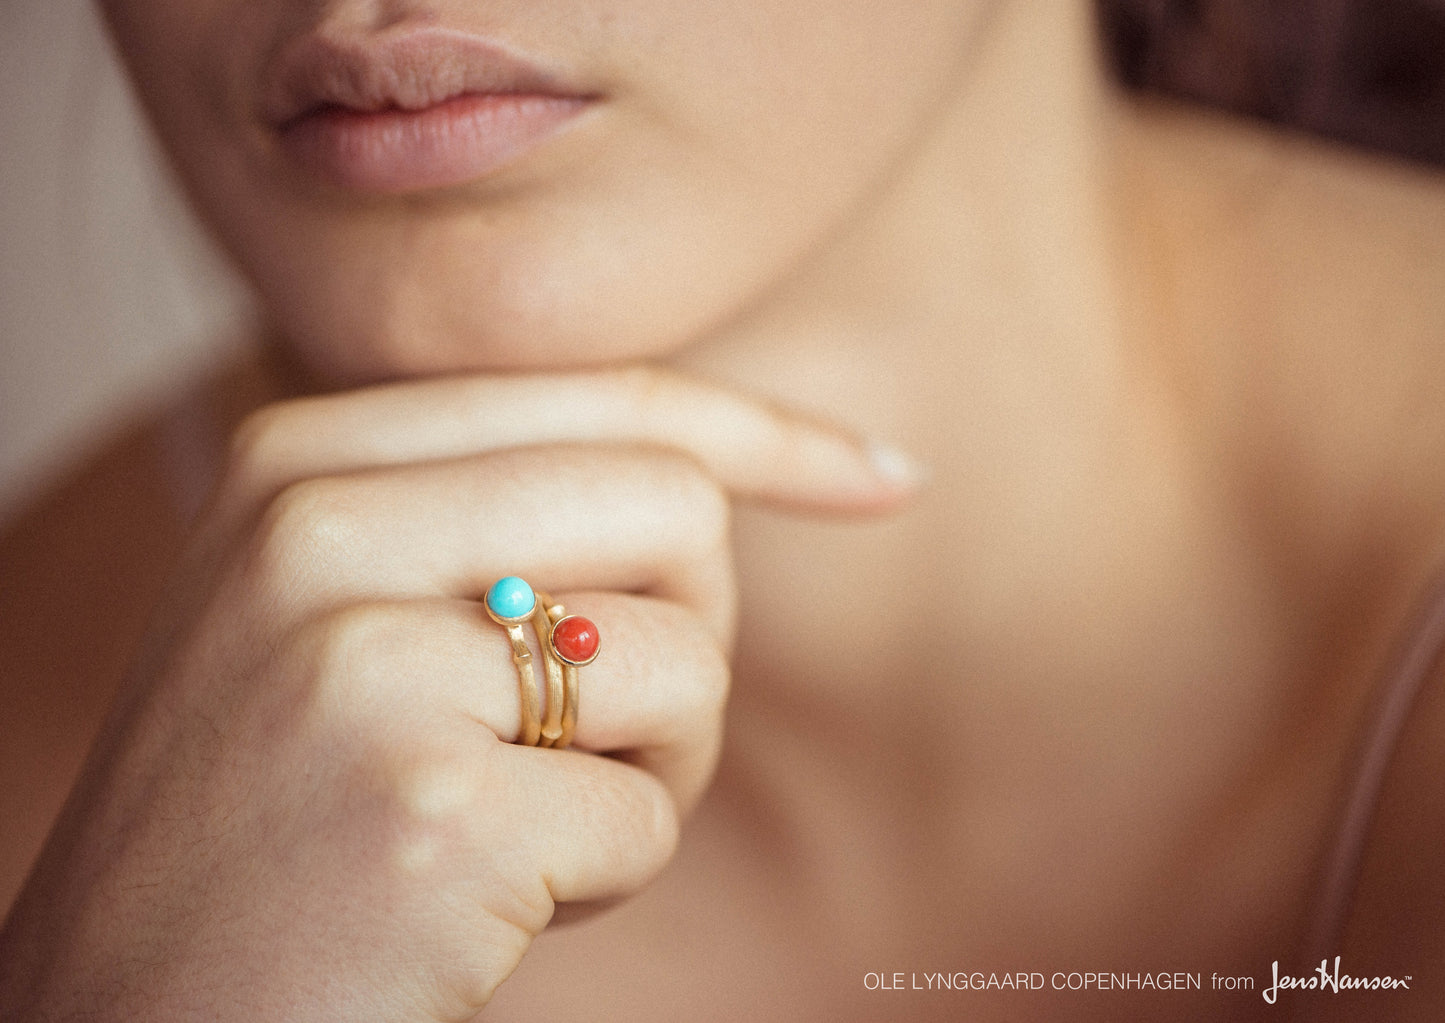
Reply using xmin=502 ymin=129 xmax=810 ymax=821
xmin=484 ymin=576 xmax=542 ymax=747
xmin=544 ymin=604 xmax=599 ymax=751
xmin=532 ymin=591 xmax=566 ymax=748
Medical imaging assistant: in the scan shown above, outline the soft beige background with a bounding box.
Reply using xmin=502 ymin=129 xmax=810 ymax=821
xmin=0 ymin=1 xmax=250 ymax=523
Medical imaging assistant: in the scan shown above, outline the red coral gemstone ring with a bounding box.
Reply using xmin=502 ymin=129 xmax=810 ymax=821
xmin=550 ymin=615 xmax=600 ymax=666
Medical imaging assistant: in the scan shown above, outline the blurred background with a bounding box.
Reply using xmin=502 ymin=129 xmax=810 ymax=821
xmin=0 ymin=3 xmax=250 ymax=520
xmin=2 ymin=0 xmax=1443 ymax=524
xmin=1097 ymin=0 xmax=1445 ymax=164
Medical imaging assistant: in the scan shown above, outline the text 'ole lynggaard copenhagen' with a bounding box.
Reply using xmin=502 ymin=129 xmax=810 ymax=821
xmin=864 ymin=972 xmax=1203 ymax=992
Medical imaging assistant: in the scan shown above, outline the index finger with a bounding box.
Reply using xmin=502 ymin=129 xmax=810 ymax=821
xmin=220 ymin=365 xmax=921 ymax=513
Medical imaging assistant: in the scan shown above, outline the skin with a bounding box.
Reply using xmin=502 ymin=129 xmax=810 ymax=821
xmin=97 ymin=0 xmax=996 ymax=382
xmin=5 ymin=0 xmax=1445 ymax=1019
xmin=0 ymin=370 xmax=913 ymax=1019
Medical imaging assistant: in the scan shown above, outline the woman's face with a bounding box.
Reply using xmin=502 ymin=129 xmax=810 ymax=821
xmin=101 ymin=0 xmax=992 ymax=382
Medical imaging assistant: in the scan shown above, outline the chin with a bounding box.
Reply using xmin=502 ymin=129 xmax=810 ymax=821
xmin=249 ymin=214 xmax=788 ymax=386
xmin=265 ymin=271 xmax=689 ymax=386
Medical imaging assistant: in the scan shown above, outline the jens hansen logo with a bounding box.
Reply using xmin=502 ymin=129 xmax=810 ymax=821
xmin=1263 ymin=957 xmax=1410 ymax=1004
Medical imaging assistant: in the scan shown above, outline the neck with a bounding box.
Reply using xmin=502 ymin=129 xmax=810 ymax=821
xmin=671 ymin=0 xmax=1127 ymax=462
xmin=669 ymin=2 xmax=1173 ymax=681
xmin=677 ymin=0 xmax=1445 ymax=823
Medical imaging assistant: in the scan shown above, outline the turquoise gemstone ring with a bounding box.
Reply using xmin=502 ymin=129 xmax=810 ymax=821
xmin=485 ymin=575 xmax=537 ymax=625
xmin=484 ymin=576 xmax=542 ymax=745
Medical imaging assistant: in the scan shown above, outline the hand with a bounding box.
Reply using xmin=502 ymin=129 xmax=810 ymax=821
xmin=0 ymin=367 xmax=914 ymax=1020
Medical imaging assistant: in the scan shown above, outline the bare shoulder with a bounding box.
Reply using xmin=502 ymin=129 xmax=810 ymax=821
xmin=1117 ymin=92 xmax=1445 ymax=221
xmin=1114 ymin=93 xmax=1445 ymax=318
xmin=0 ymin=412 xmax=187 ymax=913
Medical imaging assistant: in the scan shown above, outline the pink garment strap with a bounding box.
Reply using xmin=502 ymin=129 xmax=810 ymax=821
xmin=1306 ymin=569 xmax=1445 ymax=961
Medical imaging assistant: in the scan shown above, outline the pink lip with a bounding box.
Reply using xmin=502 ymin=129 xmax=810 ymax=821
xmin=266 ymin=28 xmax=596 ymax=193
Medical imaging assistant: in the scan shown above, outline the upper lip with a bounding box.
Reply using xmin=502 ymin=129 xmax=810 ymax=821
xmin=263 ymin=26 xmax=591 ymax=127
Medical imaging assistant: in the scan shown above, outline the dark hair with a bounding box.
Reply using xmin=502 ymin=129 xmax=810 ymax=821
xmin=1097 ymin=0 xmax=1445 ymax=167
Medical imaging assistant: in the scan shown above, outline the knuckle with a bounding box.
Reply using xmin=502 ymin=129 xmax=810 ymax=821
xmin=356 ymin=756 xmax=481 ymax=924
xmin=220 ymin=404 xmax=294 ymax=501
xmin=693 ymin=641 xmax=731 ymax=723
xmin=375 ymin=748 xmax=518 ymax=911
xmin=674 ymin=645 xmax=731 ymax=745
xmin=635 ymin=775 xmax=682 ymax=867
xmin=653 ymin=612 xmax=729 ymax=721
xmin=270 ymin=603 xmax=397 ymax=731
xmin=248 ymin=476 xmax=367 ymax=584
xmin=391 ymin=754 xmax=483 ymax=833
xmin=616 ymin=363 xmax=676 ymax=412
xmin=589 ymin=768 xmax=680 ymax=870
xmin=647 ymin=455 xmax=729 ymax=545
xmin=617 ymin=363 xmax=774 ymax=449
xmin=630 ymin=609 xmax=729 ymax=750
xmin=299 ymin=603 xmax=392 ymax=699
xmin=616 ymin=365 xmax=704 ymax=439
xmin=288 ymin=609 xmax=495 ymax=831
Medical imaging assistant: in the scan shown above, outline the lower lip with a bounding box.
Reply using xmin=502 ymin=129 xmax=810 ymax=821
xmin=277 ymin=93 xmax=589 ymax=193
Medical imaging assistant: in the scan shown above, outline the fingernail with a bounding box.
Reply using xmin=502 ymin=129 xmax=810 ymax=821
xmin=865 ymin=440 xmax=926 ymax=488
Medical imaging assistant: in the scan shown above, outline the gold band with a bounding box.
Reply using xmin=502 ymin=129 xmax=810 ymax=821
xmin=485 ymin=578 xmax=589 ymax=750
xmin=501 ymin=621 xmax=542 ymax=747
xmin=536 ymin=593 xmax=582 ymax=750
xmin=484 ymin=578 xmax=543 ymax=747
xmin=555 ymin=608 xmax=581 ymax=750
xmin=532 ymin=591 xmax=566 ymax=748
